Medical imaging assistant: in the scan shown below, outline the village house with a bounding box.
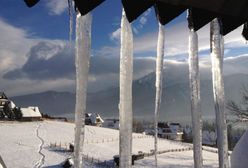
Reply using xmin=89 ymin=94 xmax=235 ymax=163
xmin=158 ymin=122 xmax=184 ymax=141
xmin=0 ymin=92 xmax=17 ymax=119
xmin=103 ymin=119 xmax=119 ymax=129
xmin=0 ymin=92 xmax=10 ymax=113
xmin=85 ymin=113 xmax=104 ymax=126
xmin=20 ymin=106 xmax=42 ymax=121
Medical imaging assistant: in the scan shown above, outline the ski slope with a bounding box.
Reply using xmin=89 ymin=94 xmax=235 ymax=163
xmin=0 ymin=120 xmax=222 ymax=167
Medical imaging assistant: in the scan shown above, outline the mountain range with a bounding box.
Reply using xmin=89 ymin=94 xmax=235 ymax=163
xmin=10 ymin=71 xmax=248 ymax=124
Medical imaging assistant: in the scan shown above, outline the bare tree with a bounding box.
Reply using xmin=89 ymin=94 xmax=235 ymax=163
xmin=227 ymin=85 xmax=248 ymax=121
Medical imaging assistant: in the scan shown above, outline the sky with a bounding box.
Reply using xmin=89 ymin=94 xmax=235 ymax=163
xmin=0 ymin=0 xmax=248 ymax=97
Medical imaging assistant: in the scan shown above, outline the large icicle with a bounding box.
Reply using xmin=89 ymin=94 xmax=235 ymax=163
xmin=210 ymin=18 xmax=229 ymax=168
xmin=68 ymin=0 xmax=74 ymax=45
xmin=189 ymin=29 xmax=202 ymax=168
xmin=154 ymin=23 xmax=165 ymax=167
xmin=74 ymin=12 xmax=92 ymax=168
xmin=119 ymin=9 xmax=133 ymax=168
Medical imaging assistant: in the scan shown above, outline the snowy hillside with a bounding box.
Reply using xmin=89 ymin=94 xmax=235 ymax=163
xmin=0 ymin=120 xmax=223 ymax=168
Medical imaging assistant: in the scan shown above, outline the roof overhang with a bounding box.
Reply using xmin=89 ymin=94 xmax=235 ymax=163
xmin=24 ymin=0 xmax=40 ymax=7
xmin=23 ymin=0 xmax=248 ymax=39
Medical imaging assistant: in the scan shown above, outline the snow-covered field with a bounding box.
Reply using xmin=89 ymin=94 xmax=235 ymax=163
xmin=0 ymin=120 xmax=223 ymax=167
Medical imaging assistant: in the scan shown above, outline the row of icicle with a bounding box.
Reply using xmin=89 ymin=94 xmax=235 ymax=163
xmin=72 ymin=7 xmax=229 ymax=168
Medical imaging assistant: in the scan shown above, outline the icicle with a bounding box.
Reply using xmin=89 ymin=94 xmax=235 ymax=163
xmin=154 ymin=23 xmax=165 ymax=167
xmin=119 ymin=9 xmax=133 ymax=168
xmin=189 ymin=28 xmax=202 ymax=168
xmin=210 ymin=18 xmax=229 ymax=168
xmin=74 ymin=12 xmax=92 ymax=168
xmin=68 ymin=0 xmax=74 ymax=46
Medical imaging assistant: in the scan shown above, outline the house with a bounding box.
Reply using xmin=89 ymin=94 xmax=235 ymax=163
xmin=0 ymin=92 xmax=16 ymax=119
xmin=102 ymin=119 xmax=119 ymax=129
xmin=0 ymin=92 xmax=10 ymax=114
xmin=143 ymin=128 xmax=155 ymax=136
xmin=85 ymin=113 xmax=104 ymax=126
xmin=21 ymin=106 xmax=42 ymax=121
xmin=158 ymin=122 xmax=184 ymax=141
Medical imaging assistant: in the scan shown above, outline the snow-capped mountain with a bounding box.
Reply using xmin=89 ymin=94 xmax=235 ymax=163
xmin=11 ymin=72 xmax=248 ymax=123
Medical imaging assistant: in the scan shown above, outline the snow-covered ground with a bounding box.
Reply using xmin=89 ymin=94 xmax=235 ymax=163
xmin=0 ymin=120 xmax=223 ymax=167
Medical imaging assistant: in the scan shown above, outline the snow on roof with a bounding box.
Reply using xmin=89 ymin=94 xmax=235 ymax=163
xmin=9 ymin=101 xmax=16 ymax=109
xmin=21 ymin=107 xmax=41 ymax=118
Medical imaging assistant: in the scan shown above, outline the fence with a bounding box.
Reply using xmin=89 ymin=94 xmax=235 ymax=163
xmin=48 ymin=137 xmax=195 ymax=167
xmin=143 ymin=147 xmax=193 ymax=157
xmin=83 ymin=154 xmax=115 ymax=167
xmin=83 ymin=135 xmax=153 ymax=144
xmin=202 ymin=146 xmax=232 ymax=156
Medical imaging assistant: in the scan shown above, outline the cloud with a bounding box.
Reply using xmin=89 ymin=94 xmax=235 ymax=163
xmin=128 ymin=20 xmax=244 ymax=57
xmin=2 ymin=39 xmax=156 ymax=92
xmin=109 ymin=28 xmax=120 ymax=41
xmin=109 ymin=8 xmax=152 ymax=42
xmin=46 ymin=0 xmax=68 ymax=15
xmin=138 ymin=8 xmax=152 ymax=28
xmin=0 ymin=18 xmax=34 ymax=72
xmin=139 ymin=16 xmax=148 ymax=26
xmin=3 ymin=41 xmax=74 ymax=80
xmin=223 ymin=54 xmax=248 ymax=75
xmin=0 ymin=18 xmax=75 ymax=96
xmin=1 ymin=12 xmax=248 ymax=97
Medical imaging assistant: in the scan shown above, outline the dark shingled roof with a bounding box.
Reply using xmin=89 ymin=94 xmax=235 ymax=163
xmin=24 ymin=0 xmax=40 ymax=7
xmin=23 ymin=0 xmax=248 ymax=39
xmin=122 ymin=0 xmax=248 ymax=38
xmin=0 ymin=92 xmax=8 ymax=99
xmin=74 ymin=0 xmax=105 ymax=16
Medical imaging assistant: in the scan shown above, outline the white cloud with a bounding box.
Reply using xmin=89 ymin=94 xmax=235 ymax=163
xmin=0 ymin=18 xmax=74 ymax=96
xmin=139 ymin=17 xmax=147 ymax=25
xmin=0 ymin=18 xmax=33 ymax=72
xmin=132 ymin=21 xmax=245 ymax=57
xmin=110 ymin=28 xmax=120 ymax=41
xmin=1 ymin=12 xmax=248 ymax=97
xmin=110 ymin=8 xmax=152 ymax=42
xmin=46 ymin=0 xmax=68 ymax=15
xmin=133 ymin=8 xmax=152 ymax=33
xmin=139 ymin=8 xmax=151 ymax=27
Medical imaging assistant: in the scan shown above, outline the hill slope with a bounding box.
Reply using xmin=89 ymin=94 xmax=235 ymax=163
xmin=0 ymin=120 xmax=221 ymax=168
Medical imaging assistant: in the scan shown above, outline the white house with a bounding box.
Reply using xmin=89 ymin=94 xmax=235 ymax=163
xmin=21 ymin=106 xmax=42 ymax=121
xmin=103 ymin=119 xmax=119 ymax=129
xmin=85 ymin=113 xmax=104 ymax=126
xmin=0 ymin=92 xmax=9 ymax=113
xmin=158 ymin=122 xmax=184 ymax=141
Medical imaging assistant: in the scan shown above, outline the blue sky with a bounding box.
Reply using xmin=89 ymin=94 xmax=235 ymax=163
xmin=0 ymin=0 xmax=247 ymax=96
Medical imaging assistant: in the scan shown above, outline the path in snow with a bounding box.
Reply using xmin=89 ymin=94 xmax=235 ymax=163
xmin=34 ymin=123 xmax=45 ymax=168
xmin=0 ymin=121 xmax=222 ymax=168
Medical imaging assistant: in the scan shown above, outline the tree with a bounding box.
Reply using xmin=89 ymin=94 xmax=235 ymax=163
xmin=0 ymin=110 xmax=5 ymax=119
xmin=227 ymin=85 xmax=248 ymax=121
xmin=13 ymin=107 xmax=22 ymax=120
xmin=3 ymin=103 xmax=14 ymax=120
